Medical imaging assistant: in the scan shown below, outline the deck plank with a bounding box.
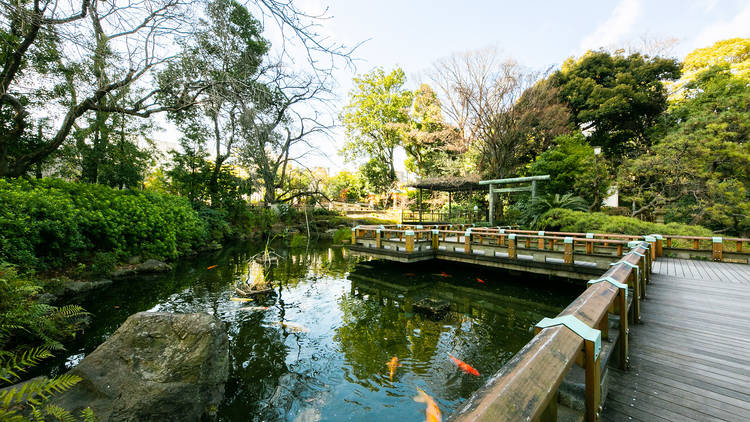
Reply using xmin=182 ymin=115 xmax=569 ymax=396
xmin=603 ymin=258 xmax=750 ymax=421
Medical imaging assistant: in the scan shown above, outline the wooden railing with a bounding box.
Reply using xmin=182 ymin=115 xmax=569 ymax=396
xmin=401 ymin=209 xmax=487 ymax=223
xmin=362 ymin=224 xmax=750 ymax=264
xmin=349 ymin=224 xmax=655 ymax=421
xmin=449 ymin=243 xmax=649 ymax=421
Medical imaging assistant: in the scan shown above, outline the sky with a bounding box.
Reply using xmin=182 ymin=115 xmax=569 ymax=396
xmin=157 ymin=0 xmax=750 ymax=174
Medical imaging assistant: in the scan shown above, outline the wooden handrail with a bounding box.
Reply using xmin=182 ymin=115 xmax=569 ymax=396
xmin=451 ymin=243 xmax=649 ymax=422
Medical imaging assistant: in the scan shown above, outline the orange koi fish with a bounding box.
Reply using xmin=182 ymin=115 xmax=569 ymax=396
xmin=449 ymin=354 xmax=480 ymax=376
xmin=274 ymin=321 xmax=309 ymax=333
xmin=433 ymin=272 xmax=452 ymax=278
xmin=414 ymin=388 xmax=442 ymax=422
xmin=476 ymin=278 xmax=485 ymax=284
xmin=404 ymin=273 xmax=416 ymax=277
xmin=238 ymin=306 xmax=269 ymax=312
xmin=386 ymin=356 xmax=400 ymax=381
xmin=206 ymin=265 xmax=218 ymax=270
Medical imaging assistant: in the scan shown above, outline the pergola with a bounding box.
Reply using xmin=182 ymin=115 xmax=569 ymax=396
xmin=407 ymin=176 xmax=488 ymax=222
xmin=479 ymin=175 xmax=551 ymax=225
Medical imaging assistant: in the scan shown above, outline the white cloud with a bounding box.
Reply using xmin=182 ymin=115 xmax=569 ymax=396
xmin=690 ymin=3 xmax=750 ymax=50
xmin=579 ymin=0 xmax=642 ymax=52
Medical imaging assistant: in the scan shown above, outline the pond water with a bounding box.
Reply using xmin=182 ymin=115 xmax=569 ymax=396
xmin=46 ymin=241 xmax=581 ymax=421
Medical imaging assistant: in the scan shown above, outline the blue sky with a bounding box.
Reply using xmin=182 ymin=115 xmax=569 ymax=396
xmin=158 ymin=0 xmax=750 ymax=173
xmin=295 ymin=0 xmax=750 ymax=172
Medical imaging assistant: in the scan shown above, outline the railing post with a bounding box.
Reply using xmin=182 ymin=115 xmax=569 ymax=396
xmin=498 ymin=228 xmax=506 ymax=246
xmin=464 ymin=228 xmax=472 ymax=254
xmin=644 ymin=236 xmax=656 ymax=261
xmin=536 ymin=316 xmax=601 ymax=422
xmin=537 ymin=231 xmax=545 ymax=249
xmin=538 ymin=391 xmax=558 ymax=422
xmin=405 ymin=230 xmax=415 ymax=253
xmin=585 ymin=336 xmax=602 ymax=422
xmin=376 ymin=228 xmax=382 ymax=249
xmin=351 ymin=226 xmax=359 ymax=245
xmin=564 ymin=237 xmax=574 ymax=264
xmin=508 ymin=234 xmax=517 ymax=259
xmin=712 ymin=237 xmax=723 ymax=261
xmin=525 ymin=236 xmax=531 ymax=248
xmin=431 ymin=229 xmax=439 ymax=250
xmin=652 ymin=234 xmax=663 ymax=257
xmin=666 ymin=237 xmax=672 ymax=248
xmin=586 ymin=233 xmax=594 ymax=254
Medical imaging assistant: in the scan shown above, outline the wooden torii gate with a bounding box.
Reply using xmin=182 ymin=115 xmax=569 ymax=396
xmin=479 ymin=175 xmax=551 ymax=225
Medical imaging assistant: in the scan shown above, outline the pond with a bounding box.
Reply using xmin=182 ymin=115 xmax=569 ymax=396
xmin=46 ymin=241 xmax=582 ymax=421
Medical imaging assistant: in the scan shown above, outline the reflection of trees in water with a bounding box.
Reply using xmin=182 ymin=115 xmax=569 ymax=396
xmin=333 ymin=276 xmax=555 ymax=400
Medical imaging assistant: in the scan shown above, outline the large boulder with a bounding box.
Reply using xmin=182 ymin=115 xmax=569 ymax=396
xmin=53 ymin=312 xmax=229 ymax=421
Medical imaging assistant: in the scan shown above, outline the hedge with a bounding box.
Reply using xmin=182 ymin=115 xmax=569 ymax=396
xmin=536 ymin=208 xmax=714 ymax=237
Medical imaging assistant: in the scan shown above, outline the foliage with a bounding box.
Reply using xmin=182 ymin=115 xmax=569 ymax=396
xmin=552 ymin=50 xmax=681 ymax=158
xmin=0 ymin=178 xmax=209 ymax=270
xmin=341 ymin=67 xmax=413 ymax=186
xmin=360 ymin=158 xmax=394 ymax=195
xmin=522 ymin=194 xmax=589 ymax=228
xmin=289 ymin=234 xmax=308 ymax=249
xmin=0 ymin=265 xmax=92 ymax=421
xmin=671 ymin=37 xmax=750 ymax=97
xmin=620 ymin=64 xmax=750 ymax=235
xmin=398 ymin=84 xmax=462 ymax=176
xmin=528 ymin=133 xmax=611 ymax=207
xmin=326 ymin=171 xmax=366 ymax=203
xmin=0 ymin=264 xmax=86 ymax=352
xmin=536 ymin=208 xmax=714 ymax=237
xmin=332 ymin=227 xmax=351 ymax=244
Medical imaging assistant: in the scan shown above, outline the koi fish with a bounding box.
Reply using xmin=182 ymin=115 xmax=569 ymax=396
xmin=477 ymin=278 xmax=485 ymax=284
xmin=433 ymin=272 xmax=452 ymax=278
xmin=413 ymin=388 xmax=442 ymax=422
xmin=274 ymin=321 xmax=309 ymax=332
xmin=404 ymin=273 xmax=416 ymax=277
xmin=449 ymin=354 xmax=480 ymax=376
xmin=206 ymin=265 xmax=218 ymax=270
xmin=230 ymin=297 xmax=254 ymax=302
xmin=238 ymin=306 xmax=269 ymax=311
xmin=386 ymin=356 xmax=400 ymax=381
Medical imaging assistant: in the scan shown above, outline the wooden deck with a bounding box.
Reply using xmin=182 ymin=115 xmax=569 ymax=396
xmin=602 ymin=258 xmax=750 ymax=421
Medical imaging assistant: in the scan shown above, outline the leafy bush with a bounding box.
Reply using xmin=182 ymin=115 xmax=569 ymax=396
xmin=90 ymin=252 xmax=117 ymax=277
xmin=0 ymin=264 xmax=92 ymax=421
xmin=333 ymin=227 xmax=351 ymax=244
xmin=0 ymin=178 xmax=208 ymax=270
xmin=290 ymin=233 xmax=308 ymax=249
xmin=537 ymin=208 xmax=714 ymax=237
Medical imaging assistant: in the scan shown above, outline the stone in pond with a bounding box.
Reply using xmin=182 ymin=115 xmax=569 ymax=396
xmin=52 ymin=312 xmax=229 ymax=421
xmin=413 ymin=298 xmax=451 ymax=319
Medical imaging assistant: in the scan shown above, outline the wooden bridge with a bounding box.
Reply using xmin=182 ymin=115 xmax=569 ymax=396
xmin=347 ymin=224 xmax=750 ymax=421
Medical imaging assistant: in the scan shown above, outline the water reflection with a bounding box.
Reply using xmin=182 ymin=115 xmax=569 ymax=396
xmin=47 ymin=241 xmax=579 ymax=421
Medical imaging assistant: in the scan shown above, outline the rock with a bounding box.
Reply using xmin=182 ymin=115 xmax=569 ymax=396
xmin=111 ymin=259 xmax=172 ymax=278
xmin=136 ymin=259 xmax=172 ymax=273
xmin=127 ymin=256 xmax=141 ymax=265
xmin=413 ymin=298 xmax=451 ymax=320
xmin=52 ymin=312 xmax=229 ymax=421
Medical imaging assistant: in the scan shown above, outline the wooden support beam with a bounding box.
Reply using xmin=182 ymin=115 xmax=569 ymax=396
xmin=508 ymin=235 xmax=517 ymax=259
xmin=405 ymin=231 xmax=415 ymax=253
xmin=376 ymin=229 xmax=382 ymax=248
xmin=585 ymin=339 xmax=602 ymax=422
xmin=564 ymin=237 xmax=574 ymax=264
xmin=712 ymin=237 xmax=723 ymax=261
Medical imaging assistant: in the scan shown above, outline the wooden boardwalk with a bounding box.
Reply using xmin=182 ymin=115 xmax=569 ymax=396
xmin=602 ymin=258 xmax=750 ymax=421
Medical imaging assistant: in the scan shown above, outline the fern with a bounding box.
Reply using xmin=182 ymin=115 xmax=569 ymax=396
xmin=52 ymin=305 xmax=88 ymax=320
xmin=1 ymin=347 xmax=53 ymax=384
xmin=36 ymin=403 xmax=77 ymax=422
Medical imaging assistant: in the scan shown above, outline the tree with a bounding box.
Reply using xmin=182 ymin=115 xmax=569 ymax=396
xmin=0 ymin=0 xmax=195 ymax=178
xmin=620 ymin=65 xmax=750 ymax=234
xmin=326 ymin=171 xmax=365 ymax=203
xmin=340 ymin=67 xmax=412 ymax=185
xmin=429 ymin=49 xmax=570 ymax=179
xmin=159 ymin=0 xmax=269 ymax=205
xmin=399 ymin=84 xmax=462 ymax=177
xmin=552 ymin=50 xmax=680 ymax=159
xmin=528 ymin=133 xmax=611 ymax=209
xmin=669 ymin=37 xmax=750 ymax=99
xmin=238 ymin=69 xmax=333 ymax=205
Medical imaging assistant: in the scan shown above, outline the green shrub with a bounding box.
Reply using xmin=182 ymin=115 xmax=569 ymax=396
xmin=290 ymin=233 xmax=308 ymax=249
xmin=333 ymin=227 xmax=351 ymax=244
xmin=537 ymin=208 xmax=714 ymax=237
xmin=90 ymin=252 xmax=117 ymax=277
xmin=0 ymin=178 xmax=208 ymax=270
